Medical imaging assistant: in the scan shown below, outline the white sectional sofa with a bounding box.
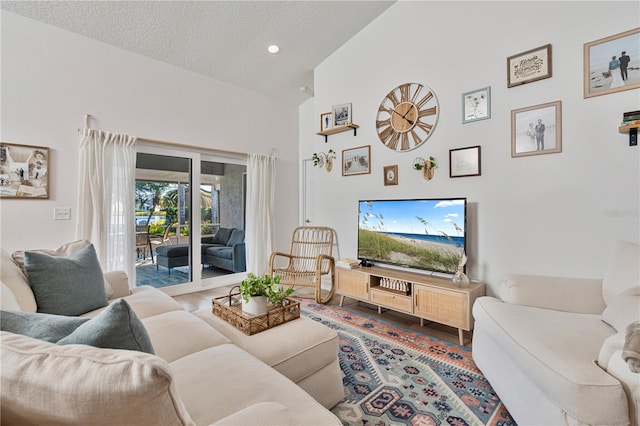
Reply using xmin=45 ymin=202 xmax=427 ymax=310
xmin=0 ymin=246 xmax=342 ymax=425
xmin=472 ymin=240 xmax=639 ymax=426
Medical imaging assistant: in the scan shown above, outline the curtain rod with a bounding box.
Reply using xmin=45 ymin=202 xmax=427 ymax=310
xmin=77 ymin=114 xmax=250 ymax=157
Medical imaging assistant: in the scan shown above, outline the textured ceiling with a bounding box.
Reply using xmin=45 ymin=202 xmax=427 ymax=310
xmin=1 ymin=0 xmax=395 ymax=105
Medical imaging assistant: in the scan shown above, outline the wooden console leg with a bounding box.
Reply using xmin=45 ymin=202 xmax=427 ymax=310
xmin=458 ymin=329 xmax=464 ymax=346
xmin=339 ymin=295 xmax=345 ymax=307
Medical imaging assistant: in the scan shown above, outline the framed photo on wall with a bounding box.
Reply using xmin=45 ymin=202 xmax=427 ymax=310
xmin=462 ymin=86 xmax=491 ymax=123
xmin=449 ymin=146 xmax=481 ymax=177
xmin=583 ymin=27 xmax=640 ymax=98
xmin=511 ymin=100 xmax=562 ymax=158
xmin=332 ymin=103 xmax=352 ymax=127
xmin=0 ymin=142 xmax=49 ymax=198
xmin=507 ymin=44 xmax=552 ymax=88
xmin=383 ymin=165 xmax=398 ymax=185
xmin=320 ymin=112 xmax=333 ymax=131
xmin=342 ymin=145 xmax=370 ymax=176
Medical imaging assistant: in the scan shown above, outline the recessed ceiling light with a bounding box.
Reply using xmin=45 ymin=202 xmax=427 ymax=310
xmin=267 ymin=45 xmax=280 ymax=54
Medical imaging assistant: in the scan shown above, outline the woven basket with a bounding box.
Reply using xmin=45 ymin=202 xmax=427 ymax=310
xmin=211 ymin=288 xmax=300 ymax=336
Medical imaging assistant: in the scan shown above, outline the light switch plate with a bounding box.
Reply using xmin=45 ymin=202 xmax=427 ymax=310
xmin=54 ymin=207 xmax=71 ymax=220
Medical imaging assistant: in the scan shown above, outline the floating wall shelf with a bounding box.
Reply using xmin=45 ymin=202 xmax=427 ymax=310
xmin=316 ymin=124 xmax=359 ymax=143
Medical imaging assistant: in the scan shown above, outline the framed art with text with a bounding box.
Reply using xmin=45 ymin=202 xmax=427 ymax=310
xmin=511 ymin=101 xmax=562 ymax=158
xmin=507 ymin=44 xmax=552 ymax=88
xmin=0 ymin=142 xmax=49 ymax=198
xmin=449 ymin=146 xmax=481 ymax=177
xmin=583 ymin=27 xmax=640 ymax=98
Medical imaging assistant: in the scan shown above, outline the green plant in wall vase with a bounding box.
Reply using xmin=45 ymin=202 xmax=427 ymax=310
xmin=312 ymin=149 xmax=336 ymax=172
xmin=413 ymin=156 xmax=437 ymax=180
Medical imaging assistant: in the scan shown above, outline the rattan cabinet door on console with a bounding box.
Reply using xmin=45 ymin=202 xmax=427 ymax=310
xmin=336 ymin=268 xmax=369 ymax=304
xmin=413 ymin=283 xmax=485 ymax=345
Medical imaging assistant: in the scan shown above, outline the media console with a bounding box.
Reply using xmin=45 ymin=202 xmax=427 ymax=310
xmin=336 ymin=265 xmax=485 ymax=345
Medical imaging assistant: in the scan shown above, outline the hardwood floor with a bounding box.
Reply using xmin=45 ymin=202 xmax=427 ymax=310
xmin=172 ymin=287 xmax=470 ymax=347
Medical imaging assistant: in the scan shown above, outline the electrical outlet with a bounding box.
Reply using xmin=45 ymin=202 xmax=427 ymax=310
xmin=54 ymin=207 xmax=71 ymax=220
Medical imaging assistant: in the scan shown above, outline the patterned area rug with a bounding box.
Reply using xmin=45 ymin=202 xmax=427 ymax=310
xmin=298 ymin=300 xmax=516 ymax=426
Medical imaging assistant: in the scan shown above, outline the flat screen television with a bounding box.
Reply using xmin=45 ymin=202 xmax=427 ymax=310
xmin=358 ymin=198 xmax=467 ymax=275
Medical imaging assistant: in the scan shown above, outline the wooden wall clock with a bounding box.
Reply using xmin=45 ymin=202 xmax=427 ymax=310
xmin=376 ymin=82 xmax=439 ymax=151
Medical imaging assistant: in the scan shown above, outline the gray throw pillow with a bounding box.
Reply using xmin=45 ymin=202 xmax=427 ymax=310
xmin=1 ymin=299 xmax=154 ymax=354
xmin=0 ymin=310 xmax=88 ymax=342
xmin=24 ymin=243 xmax=108 ymax=316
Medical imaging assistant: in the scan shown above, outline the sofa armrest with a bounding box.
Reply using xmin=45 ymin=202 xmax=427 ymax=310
xmin=102 ymin=270 xmax=131 ymax=300
xmin=232 ymin=243 xmax=246 ymax=273
xmin=500 ymin=274 xmax=605 ymax=314
xmin=607 ymin=350 xmax=640 ymax=426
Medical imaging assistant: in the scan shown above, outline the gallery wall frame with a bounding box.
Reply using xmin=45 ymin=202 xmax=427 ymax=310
xmin=462 ymin=87 xmax=491 ymax=123
xmin=320 ymin=112 xmax=333 ymax=131
xmin=583 ymin=27 xmax=640 ymax=98
xmin=342 ymin=145 xmax=370 ymax=176
xmin=0 ymin=142 xmax=49 ymax=199
xmin=449 ymin=146 xmax=481 ymax=178
xmin=507 ymin=44 xmax=552 ymax=88
xmin=383 ymin=164 xmax=398 ymax=186
xmin=511 ymin=100 xmax=562 ymax=158
xmin=332 ymin=103 xmax=352 ymax=127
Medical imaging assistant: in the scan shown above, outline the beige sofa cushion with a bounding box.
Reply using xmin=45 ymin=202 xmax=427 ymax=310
xmin=0 ymin=331 xmax=194 ymax=426
xmin=171 ymin=344 xmax=341 ymax=426
xmin=602 ymin=286 xmax=640 ymax=332
xmin=602 ymin=240 xmax=640 ymax=305
xmin=82 ymin=286 xmax=184 ymax=319
xmin=0 ymin=249 xmax=37 ymax=312
xmin=473 ymin=296 xmax=628 ymax=425
xmin=142 ymin=311 xmax=231 ymax=362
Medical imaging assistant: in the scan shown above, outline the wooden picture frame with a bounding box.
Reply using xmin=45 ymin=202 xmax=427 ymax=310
xmin=462 ymin=86 xmax=491 ymax=123
xmin=511 ymin=101 xmax=562 ymax=158
xmin=583 ymin=27 xmax=640 ymax=98
xmin=383 ymin=165 xmax=398 ymax=186
xmin=0 ymin=142 xmax=49 ymax=198
xmin=449 ymin=146 xmax=481 ymax=177
xmin=507 ymin=44 xmax=552 ymax=88
xmin=332 ymin=103 xmax=352 ymax=127
xmin=320 ymin=112 xmax=333 ymax=131
xmin=342 ymin=145 xmax=370 ymax=176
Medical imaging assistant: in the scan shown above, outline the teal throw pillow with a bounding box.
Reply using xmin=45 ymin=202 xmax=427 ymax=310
xmin=1 ymin=299 xmax=154 ymax=354
xmin=0 ymin=310 xmax=88 ymax=342
xmin=24 ymin=243 xmax=108 ymax=316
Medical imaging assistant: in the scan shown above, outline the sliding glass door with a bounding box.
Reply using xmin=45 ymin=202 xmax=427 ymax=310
xmin=134 ymin=143 xmax=247 ymax=295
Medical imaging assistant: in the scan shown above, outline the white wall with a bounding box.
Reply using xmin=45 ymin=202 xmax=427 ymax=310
xmin=305 ymin=1 xmax=640 ymax=296
xmin=1 ymin=11 xmax=299 ymax=256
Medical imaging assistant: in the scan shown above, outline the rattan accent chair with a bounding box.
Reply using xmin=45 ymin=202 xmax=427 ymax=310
xmin=268 ymin=226 xmax=336 ymax=304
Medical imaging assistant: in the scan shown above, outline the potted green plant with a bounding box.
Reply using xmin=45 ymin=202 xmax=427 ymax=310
xmin=312 ymin=149 xmax=336 ymax=172
xmin=239 ymin=273 xmax=294 ymax=316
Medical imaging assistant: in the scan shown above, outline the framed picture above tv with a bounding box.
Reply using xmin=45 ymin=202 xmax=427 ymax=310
xmin=511 ymin=101 xmax=562 ymax=157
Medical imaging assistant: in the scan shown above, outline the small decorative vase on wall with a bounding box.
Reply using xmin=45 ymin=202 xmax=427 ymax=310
xmin=413 ymin=156 xmax=437 ymax=181
xmin=325 ymin=157 xmax=333 ymax=172
xmin=242 ymin=295 xmax=269 ymax=316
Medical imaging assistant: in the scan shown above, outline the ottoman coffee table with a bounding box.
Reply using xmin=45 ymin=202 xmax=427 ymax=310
xmin=193 ymin=307 xmax=344 ymax=409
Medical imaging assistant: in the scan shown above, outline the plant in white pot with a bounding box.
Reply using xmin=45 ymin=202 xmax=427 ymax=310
xmin=239 ymin=273 xmax=294 ymax=316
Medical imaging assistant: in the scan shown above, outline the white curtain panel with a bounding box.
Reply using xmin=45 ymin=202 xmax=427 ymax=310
xmin=245 ymin=153 xmax=276 ymax=275
xmin=76 ymin=129 xmax=137 ymax=281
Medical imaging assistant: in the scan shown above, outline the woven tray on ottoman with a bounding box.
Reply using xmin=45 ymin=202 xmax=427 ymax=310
xmin=211 ymin=292 xmax=300 ymax=335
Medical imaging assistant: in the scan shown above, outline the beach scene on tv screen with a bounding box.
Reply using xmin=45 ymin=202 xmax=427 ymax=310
xmin=358 ymin=199 xmax=465 ymax=274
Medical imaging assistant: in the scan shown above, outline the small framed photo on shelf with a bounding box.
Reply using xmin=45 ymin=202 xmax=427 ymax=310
xmin=583 ymin=27 xmax=640 ymax=98
xmin=511 ymin=100 xmax=562 ymax=158
xmin=449 ymin=146 xmax=481 ymax=178
xmin=0 ymin=142 xmax=49 ymax=198
xmin=462 ymin=86 xmax=491 ymax=123
xmin=332 ymin=103 xmax=352 ymax=127
xmin=320 ymin=112 xmax=333 ymax=132
xmin=342 ymin=145 xmax=370 ymax=176
xmin=383 ymin=165 xmax=398 ymax=186
xmin=507 ymin=44 xmax=552 ymax=88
